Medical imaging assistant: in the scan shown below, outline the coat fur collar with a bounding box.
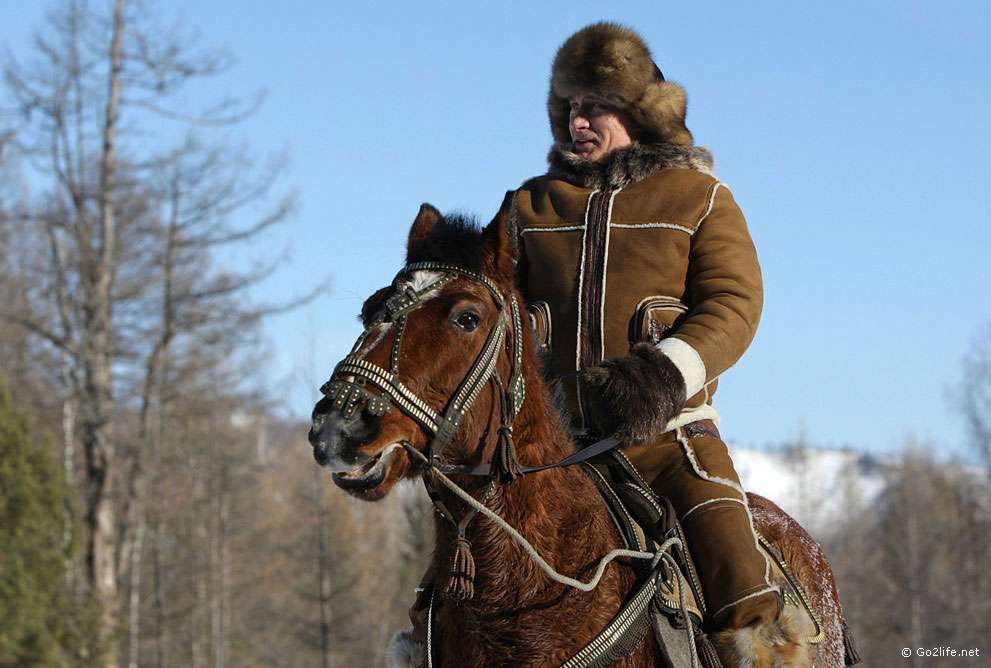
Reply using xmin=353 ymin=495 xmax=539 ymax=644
xmin=546 ymin=141 xmax=714 ymax=189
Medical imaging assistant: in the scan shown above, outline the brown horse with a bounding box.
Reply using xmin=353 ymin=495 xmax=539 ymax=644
xmin=309 ymin=202 xmax=850 ymax=667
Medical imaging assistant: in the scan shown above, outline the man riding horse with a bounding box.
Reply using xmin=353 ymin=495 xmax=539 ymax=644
xmin=406 ymin=22 xmax=800 ymax=665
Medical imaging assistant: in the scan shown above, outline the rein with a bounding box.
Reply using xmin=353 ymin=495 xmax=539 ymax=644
xmin=321 ymin=262 xmax=630 ymax=592
xmin=321 ymin=260 xmax=700 ymax=666
xmin=404 ymin=444 xmax=700 ymax=668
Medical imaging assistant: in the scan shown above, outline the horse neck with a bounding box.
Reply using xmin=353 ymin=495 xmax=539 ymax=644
xmin=432 ymin=348 xmax=624 ymax=610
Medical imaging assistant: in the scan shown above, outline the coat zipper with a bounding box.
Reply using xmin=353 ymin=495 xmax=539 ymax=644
xmin=579 ymin=188 xmax=613 ymax=371
xmin=576 ymin=188 xmax=614 ymax=429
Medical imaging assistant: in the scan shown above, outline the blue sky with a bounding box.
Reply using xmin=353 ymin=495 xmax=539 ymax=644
xmin=3 ymin=1 xmax=989 ymax=457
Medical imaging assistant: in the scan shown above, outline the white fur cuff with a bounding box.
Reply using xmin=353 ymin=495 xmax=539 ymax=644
xmin=657 ymin=337 xmax=706 ymax=398
xmin=387 ymin=630 xmax=425 ymax=668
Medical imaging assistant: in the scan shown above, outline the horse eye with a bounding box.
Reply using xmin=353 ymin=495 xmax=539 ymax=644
xmin=453 ymin=311 xmax=480 ymax=331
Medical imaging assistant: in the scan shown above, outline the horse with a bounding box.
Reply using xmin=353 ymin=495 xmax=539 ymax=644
xmin=308 ymin=201 xmax=852 ymax=667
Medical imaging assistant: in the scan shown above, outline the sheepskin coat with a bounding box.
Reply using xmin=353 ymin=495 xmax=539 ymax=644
xmin=507 ymin=141 xmax=763 ymax=432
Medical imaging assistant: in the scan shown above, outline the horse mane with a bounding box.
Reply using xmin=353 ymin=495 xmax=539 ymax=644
xmin=405 ymin=211 xmax=488 ymax=272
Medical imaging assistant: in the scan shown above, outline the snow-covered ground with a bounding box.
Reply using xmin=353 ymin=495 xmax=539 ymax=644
xmin=729 ymin=444 xmax=887 ymax=532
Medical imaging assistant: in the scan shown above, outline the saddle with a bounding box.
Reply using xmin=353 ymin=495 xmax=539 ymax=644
xmin=576 ymin=449 xmax=823 ymax=668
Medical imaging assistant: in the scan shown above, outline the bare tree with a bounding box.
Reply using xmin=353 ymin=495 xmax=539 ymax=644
xmin=2 ymin=1 xmax=299 ymax=662
xmin=958 ymin=322 xmax=991 ymax=472
xmin=824 ymin=445 xmax=991 ymax=665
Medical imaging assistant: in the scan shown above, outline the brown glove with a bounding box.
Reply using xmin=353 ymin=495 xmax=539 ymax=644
xmin=579 ymin=342 xmax=687 ymax=442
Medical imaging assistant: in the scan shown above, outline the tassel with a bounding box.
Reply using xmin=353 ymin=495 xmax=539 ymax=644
xmin=444 ymin=536 xmax=475 ymax=601
xmin=695 ymin=627 xmax=724 ymax=668
xmin=494 ymin=425 xmax=523 ymax=483
xmin=842 ymin=620 xmax=862 ymax=665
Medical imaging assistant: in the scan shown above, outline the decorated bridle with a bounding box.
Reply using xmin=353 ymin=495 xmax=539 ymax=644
xmin=320 ymin=259 xmax=625 ymax=602
xmin=319 ymin=261 xmax=706 ymax=666
xmin=320 ymin=260 xmax=532 ymax=599
xmin=321 ymin=260 xmax=527 ymax=482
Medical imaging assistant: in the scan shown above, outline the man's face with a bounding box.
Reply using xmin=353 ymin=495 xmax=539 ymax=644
xmin=568 ymin=94 xmax=635 ymax=162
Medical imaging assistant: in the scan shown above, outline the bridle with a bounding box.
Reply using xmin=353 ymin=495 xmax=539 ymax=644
xmin=321 ymin=259 xmax=624 ymax=480
xmin=318 ymin=260 xmax=699 ymax=666
xmin=321 ymin=260 xmax=527 ymax=481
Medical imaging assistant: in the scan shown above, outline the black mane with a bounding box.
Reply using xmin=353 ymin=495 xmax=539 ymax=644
xmin=405 ymin=212 xmax=487 ymax=273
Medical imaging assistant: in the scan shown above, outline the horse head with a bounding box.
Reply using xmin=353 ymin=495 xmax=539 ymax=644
xmin=309 ymin=194 xmax=524 ymax=500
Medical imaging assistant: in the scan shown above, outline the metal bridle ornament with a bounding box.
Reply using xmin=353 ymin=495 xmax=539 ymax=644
xmin=320 ymin=260 xmax=527 ymax=481
xmin=321 ymin=261 xmax=528 ymax=600
xmin=320 ymin=262 xmax=700 ymax=666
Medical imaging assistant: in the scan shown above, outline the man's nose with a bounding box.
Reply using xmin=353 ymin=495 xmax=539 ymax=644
xmin=571 ymin=113 xmax=589 ymax=130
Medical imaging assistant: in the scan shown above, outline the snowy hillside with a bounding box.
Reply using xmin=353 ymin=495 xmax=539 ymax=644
xmin=729 ymin=444 xmax=887 ymax=532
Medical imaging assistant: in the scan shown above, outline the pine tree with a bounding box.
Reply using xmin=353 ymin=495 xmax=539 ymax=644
xmin=0 ymin=376 xmax=99 ymax=666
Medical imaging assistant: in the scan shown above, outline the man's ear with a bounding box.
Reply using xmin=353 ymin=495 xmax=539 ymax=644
xmin=482 ymin=191 xmax=519 ymax=283
xmin=406 ymin=203 xmax=442 ymax=262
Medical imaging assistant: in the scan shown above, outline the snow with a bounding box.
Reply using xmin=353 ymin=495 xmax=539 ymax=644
xmin=729 ymin=444 xmax=887 ymax=533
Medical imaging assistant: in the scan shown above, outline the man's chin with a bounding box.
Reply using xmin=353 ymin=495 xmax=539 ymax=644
xmin=574 ymin=147 xmax=604 ymax=162
xmin=572 ymin=139 xmax=597 ymax=155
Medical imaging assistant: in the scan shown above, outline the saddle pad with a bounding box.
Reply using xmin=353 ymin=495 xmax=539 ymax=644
xmin=758 ymin=534 xmax=824 ymax=644
xmin=581 ymin=458 xmax=821 ymax=643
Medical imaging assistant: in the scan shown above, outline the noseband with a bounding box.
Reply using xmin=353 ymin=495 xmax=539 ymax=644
xmin=321 ymin=261 xmax=527 ymax=479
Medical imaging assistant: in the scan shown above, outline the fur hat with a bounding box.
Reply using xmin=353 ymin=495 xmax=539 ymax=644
xmin=548 ymin=22 xmax=693 ymax=146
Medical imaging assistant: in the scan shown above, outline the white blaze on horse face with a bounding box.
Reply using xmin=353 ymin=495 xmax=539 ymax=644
xmin=407 ymin=270 xmax=443 ymax=296
xmin=353 ymin=321 xmax=391 ymax=359
xmin=352 ymin=271 xmax=445 ymax=360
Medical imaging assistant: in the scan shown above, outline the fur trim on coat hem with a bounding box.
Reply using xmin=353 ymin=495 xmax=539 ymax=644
xmin=547 ymin=141 xmax=714 ymax=189
xmin=711 ymin=606 xmax=816 ymax=668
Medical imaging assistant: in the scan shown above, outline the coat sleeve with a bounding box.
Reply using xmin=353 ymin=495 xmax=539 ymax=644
xmin=657 ymin=183 xmax=763 ymax=398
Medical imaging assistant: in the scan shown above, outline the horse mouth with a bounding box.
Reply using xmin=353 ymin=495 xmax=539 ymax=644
xmin=331 ymin=442 xmax=405 ymax=492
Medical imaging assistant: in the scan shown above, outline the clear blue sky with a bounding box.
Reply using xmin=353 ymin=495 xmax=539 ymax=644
xmin=3 ymin=1 xmax=989 ymax=457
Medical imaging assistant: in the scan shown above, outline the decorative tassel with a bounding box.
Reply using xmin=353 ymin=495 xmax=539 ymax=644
xmin=695 ymin=627 xmax=724 ymax=668
xmin=494 ymin=425 xmax=523 ymax=483
xmin=444 ymin=536 xmax=476 ymax=601
xmin=842 ymin=620 xmax=862 ymax=665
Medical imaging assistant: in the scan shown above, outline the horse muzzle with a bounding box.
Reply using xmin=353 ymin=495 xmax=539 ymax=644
xmin=308 ymin=395 xmax=383 ymax=472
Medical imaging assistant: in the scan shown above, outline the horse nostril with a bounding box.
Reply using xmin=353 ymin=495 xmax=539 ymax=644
xmin=312 ymin=439 xmax=330 ymax=465
xmin=311 ymin=413 xmax=326 ymax=433
xmin=346 ymin=410 xmax=382 ymax=442
xmin=307 ymin=407 xmax=381 ymax=466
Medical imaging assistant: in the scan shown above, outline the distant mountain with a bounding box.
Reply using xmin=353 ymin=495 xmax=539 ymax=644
xmin=729 ymin=444 xmax=888 ymax=533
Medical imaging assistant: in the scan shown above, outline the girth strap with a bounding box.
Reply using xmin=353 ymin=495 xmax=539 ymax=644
xmin=560 ymin=570 xmax=664 ymax=668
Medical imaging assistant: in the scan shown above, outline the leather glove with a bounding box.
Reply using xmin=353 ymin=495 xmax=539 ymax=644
xmin=579 ymin=342 xmax=687 ymax=442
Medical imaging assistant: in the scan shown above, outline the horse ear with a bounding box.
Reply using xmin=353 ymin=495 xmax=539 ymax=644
xmin=406 ymin=203 xmax=442 ymax=261
xmin=483 ymin=191 xmax=519 ymax=283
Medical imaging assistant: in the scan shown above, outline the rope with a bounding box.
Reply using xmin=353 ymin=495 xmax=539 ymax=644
xmin=426 ymin=589 xmax=435 ymax=668
xmin=406 ymin=445 xmax=702 ymax=666
xmin=409 ymin=444 xmax=655 ymax=590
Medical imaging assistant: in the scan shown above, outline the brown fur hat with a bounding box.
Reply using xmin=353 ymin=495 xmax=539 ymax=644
xmin=548 ymin=22 xmax=693 ymax=146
